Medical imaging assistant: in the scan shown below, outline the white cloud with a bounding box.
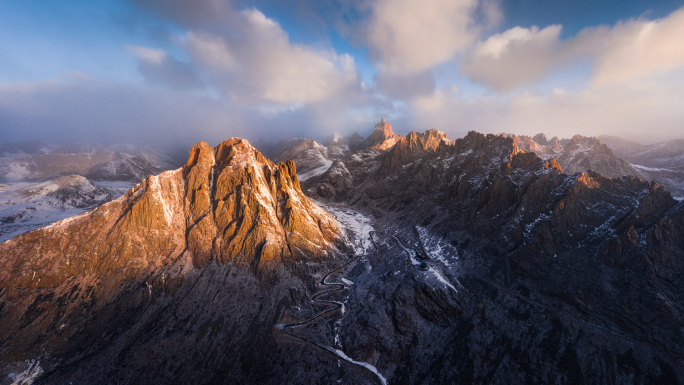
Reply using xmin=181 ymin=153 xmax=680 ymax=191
xmin=409 ymin=73 xmax=684 ymax=142
xmin=0 ymin=77 xmax=384 ymax=149
xmin=185 ymin=8 xmax=359 ymax=104
xmin=126 ymin=45 xmax=166 ymax=65
xmin=126 ymin=45 xmax=201 ymax=90
xmin=461 ymin=6 xmax=684 ymax=91
xmin=588 ymin=7 xmax=684 ymax=85
xmin=460 ymin=25 xmax=566 ymax=91
xmin=130 ymin=1 xmax=362 ymax=105
xmin=364 ymin=0 xmax=481 ymax=74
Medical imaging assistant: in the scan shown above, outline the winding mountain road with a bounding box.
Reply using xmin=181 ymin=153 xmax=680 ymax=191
xmin=273 ymin=236 xmax=387 ymax=385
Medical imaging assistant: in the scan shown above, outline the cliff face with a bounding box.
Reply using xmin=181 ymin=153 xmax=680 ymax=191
xmin=185 ymin=138 xmax=340 ymax=269
xmin=380 ymin=129 xmax=454 ymax=173
xmin=0 ymin=138 xmax=342 ymax=370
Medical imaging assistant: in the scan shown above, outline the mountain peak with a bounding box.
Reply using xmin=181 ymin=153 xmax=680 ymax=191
xmin=1 ymin=138 xmax=343 ymax=300
xmin=532 ymin=133 xmax=548 ymax=144
xmin=368 ymin=119 xmax=400 ymax=149
xmin=214 ymin=137 xmax=270 ymax=169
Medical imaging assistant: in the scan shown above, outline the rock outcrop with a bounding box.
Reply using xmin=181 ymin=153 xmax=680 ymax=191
xmin=512 ymin=133 xmax=564 ymax=159
xmin=367 ymin=118 xmax=401 ymax=150
xmin=381 ymin=129 xmax=456 ymax=173
xmin=556 ymin=135 xmax=640 ymax=178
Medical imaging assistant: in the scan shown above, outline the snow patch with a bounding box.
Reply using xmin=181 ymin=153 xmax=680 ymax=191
xmin=414 ymin=225 xmax=458 ymax=266
xmin=3 ymin=162 xmax=31 ymax=181
xmin=7 ymin=360 xmax=43 ymax=385
xmin=334 ymin=349 xmax=387 ymax=385
xmin=430 ymin=267 xmax=457 ymax=292
xmin=632 ymin=164 xmax=676 ymax=173
xmin=298 ymin=159 xmax=333 ymax=182
xmin=316 ymin=202 xmax=374 ymax=254
xmin=149 ymin=174 xmax=173 ymax=225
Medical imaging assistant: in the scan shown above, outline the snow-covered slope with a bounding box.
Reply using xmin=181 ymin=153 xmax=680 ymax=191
xmin=0 ymin=142 xmax=175 ymax=241
xmin=600 ymin=136 xmax=684 ymax=198
xmin=0 ymin=142 xmax=173 ymax=183
xmin=0 ymin=176 xmax=131 ymax=242
xmin=272 ymin=138 xmax=353 ymax=182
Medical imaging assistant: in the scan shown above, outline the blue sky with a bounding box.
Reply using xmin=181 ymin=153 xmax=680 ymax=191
xmin=1 ymin=0 xmax=684 ymax=148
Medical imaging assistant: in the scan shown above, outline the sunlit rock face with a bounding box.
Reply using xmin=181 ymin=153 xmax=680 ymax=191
xmin=0 ymin=138 xmax=342 ymax=372
xmin=183 ymin=138 xmax=340 ymax=269
xmin=367 ymin=118 xmax=402 ymax=150
xmin=1 ymin=138 xmax=340 ymax=281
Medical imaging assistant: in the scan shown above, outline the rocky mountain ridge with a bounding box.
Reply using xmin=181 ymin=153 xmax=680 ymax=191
xmin=0 ymin=142 xmax=173 ymax=183
xmin=509 ymin=132 xmax=684 ymax=197
xmin=304 ymin=127 xmax=684 ymax=383
xmin=2 ymin=123 xmax=684 ymax=384
xmin=508 ymin=133 xmax=639 ymax=178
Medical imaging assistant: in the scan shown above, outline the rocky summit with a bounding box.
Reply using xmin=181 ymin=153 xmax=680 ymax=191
xmin=0 ymin=138 xmax=344 ymax=384
xmin=1 ymin=124 xmax=684 ymax=385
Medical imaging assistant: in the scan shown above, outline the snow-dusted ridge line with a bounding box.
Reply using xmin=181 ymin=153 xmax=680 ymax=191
xmin=632 ymin=164 xmax=677 ymax=173
xmin=429 ymin=267 xmax=457 ymax=292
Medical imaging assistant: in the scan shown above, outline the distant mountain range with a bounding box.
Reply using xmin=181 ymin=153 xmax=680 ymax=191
xmin=1 ymin=124 xmax=684 ymax=384
xmin=600 ymin=135 xmax=684 ymax=199
xmin=0 ymin=143 xmax=176 ymax=241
